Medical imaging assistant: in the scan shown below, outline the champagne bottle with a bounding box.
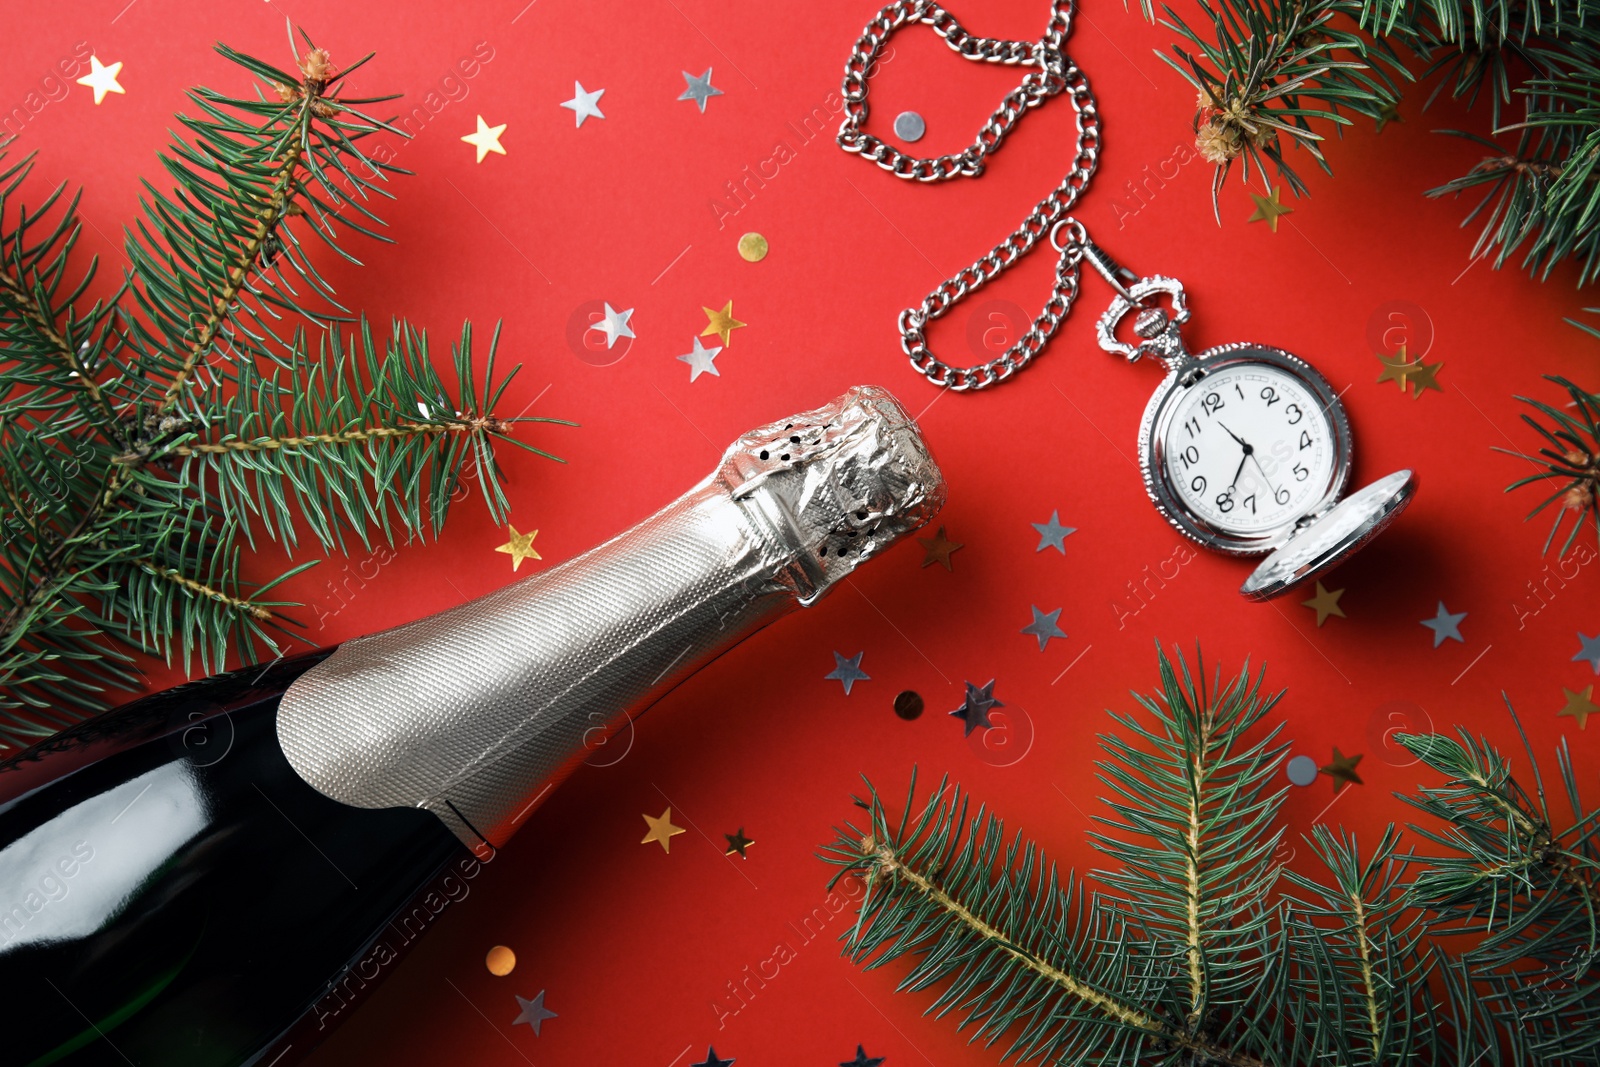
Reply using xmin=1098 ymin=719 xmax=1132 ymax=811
xmin=0 ymin=385 xmax=944 ymax=1067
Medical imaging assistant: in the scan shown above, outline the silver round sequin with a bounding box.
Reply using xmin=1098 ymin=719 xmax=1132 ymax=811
xmin=893 ymin=110 xmax=926 ymax=142
xmin=1286 ymin=755 xmax=1319 ymax=787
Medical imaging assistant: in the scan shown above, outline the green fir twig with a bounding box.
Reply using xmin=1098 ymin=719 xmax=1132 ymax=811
xmin=0 ymin=28 xmax=572 ymax=748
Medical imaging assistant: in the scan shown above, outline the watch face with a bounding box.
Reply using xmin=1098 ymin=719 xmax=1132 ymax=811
xmin=1159 ymin=360 xmax=1338 ymax=539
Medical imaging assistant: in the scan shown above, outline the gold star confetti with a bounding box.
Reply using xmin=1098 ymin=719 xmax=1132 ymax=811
xmin=77 ymin=56 xmax=125 ymax=105
xmin=485 ymin=945 xmax=517 ymax=976
xmin=1375 ymin=347 xmax=1443 ymax=399
xmin=1560 ymin=685 xmax=1599 ymax=729
xmin=723 ymin=827 xmax=754 ymax=858
xmin=737 ymin=233 xmax=769 ymax=262
xmin=494 ymin=524 xmax=541 ymax=571
xmin=640 ymin=807 xmax=686 ymax=853
xmin=1301 ymin=581 xmax=1346 ymax=626
xmin=917 ymin=526 xmax=963 ymax=571
xmin=461 ymin=114 xmax=508 ymax=163
xmin=1375 ymin=101 xmax=1402 ymax=134
xmin=1319 ymin=747 xmax=1365 ymax=792
xmin=1407 ymin=358 xmax=1443 ymax=398
xmin=1375 ymin=348 xmax=1421 ymax=391
xmin=701 ymin=301 xmax=747 ymax=346
xmin=1247 ymin=187 xmax=1293 ymax=232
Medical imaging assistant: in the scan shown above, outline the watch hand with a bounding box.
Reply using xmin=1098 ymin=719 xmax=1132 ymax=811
xmin=1250 ymin=452 xmax=1279 ymax=495
xmin=1217 ymin=421 xmax=1249 ymax=449
xmin=1230 ymin=452 xmax=1248 ymax=489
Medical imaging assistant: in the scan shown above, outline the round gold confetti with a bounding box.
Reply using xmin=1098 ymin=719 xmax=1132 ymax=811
xmin=485 ymin=945 xmax=517 ymax=976
xmin=737 ymin=232 xmax=769 ymax=262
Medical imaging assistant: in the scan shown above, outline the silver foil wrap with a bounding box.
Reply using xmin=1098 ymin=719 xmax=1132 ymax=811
xmin=277 ymin=385 xmax=945 ymax=853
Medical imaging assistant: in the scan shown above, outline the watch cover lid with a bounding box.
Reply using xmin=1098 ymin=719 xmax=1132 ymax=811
xmin=1240 ymin=469 xmax=1417 ymax=601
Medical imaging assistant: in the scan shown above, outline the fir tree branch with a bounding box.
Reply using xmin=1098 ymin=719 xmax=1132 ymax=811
xmin=825 ymin=774 xmax=1267 ymax=1066
xmin=0 ymin=31 xmax=571 ymax=746
xmin=1141 ymin=0 xmax=1408 ymax=219
xmin=131 ymin=559 xmax=274 ymax=621
xmin=1496 ymin=375 xmax=1600 ymax=554
xmin=1398 ymin=708 xmax=1600 ymax=1060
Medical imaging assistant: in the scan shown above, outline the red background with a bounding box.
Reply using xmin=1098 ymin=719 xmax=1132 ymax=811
xmin=5 ymin=0 xmax=1599 ymax=1062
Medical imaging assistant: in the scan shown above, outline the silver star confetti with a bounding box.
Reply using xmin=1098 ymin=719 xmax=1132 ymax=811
xmin=1575 ymin=632 xmax=1600 ymax=675
xmin=1031 ymin=510 xmax=1075 ymax=554
xmin=588 ymin=302 xmax=634 ymax=349
xmin=825 ymin=651 xmax=870 ymax=695
xmin=1420 ymin=601 xmax=1466 ymax=647
xmin=560 ymin=81 xmax=605 ymax=127
xmin=678 ymin=68 xmax=724 ymax=112
xmin=512 ymin=990 xmax=557 ymax=1035
xmin=1020 ymin=605 xmax=1067 ymax=651
xmin=676 ymin=336 xmax=722 ymax=381
xmin=950 ymin=679 xmax=1002 ymax=737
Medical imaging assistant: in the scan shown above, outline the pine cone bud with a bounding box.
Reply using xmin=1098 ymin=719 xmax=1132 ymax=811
xmin=1196 ymin=122 xmax=1239 ymax=165
xmin=1564 ymin=482 xmax=1595 ymax=512
xmin=298 ymin=48 xmax=334 ymax=86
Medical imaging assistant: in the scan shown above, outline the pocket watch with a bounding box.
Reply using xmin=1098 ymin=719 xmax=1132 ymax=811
xmin=1077 ymin=235 xmax=1417 ymax=601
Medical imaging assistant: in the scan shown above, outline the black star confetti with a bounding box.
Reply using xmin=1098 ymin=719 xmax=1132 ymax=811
xmin=724 ymin=828 xmax=754 ymax=858
xmin=692 ymin=1048 xmax=736 ymax=1067
xmin=950 ymin=679 xmax=1002 ymax=737
xmin=841 ymin=1045 xmax=887 ymax=1067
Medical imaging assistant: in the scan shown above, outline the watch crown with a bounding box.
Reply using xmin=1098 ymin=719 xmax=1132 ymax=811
xmin=1134 ymin=307 xmax=1169 ymax=339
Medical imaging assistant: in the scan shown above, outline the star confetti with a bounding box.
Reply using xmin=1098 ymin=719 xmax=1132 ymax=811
xmin=825 ymin=651 xmax=870 ymax=695
xmin=1302 ymin=581 xmax=1346 ymax=626
xmin=560 ymin=80 xmax=605 ymax=126
xmin=950 ymin=679 xmax=1002 ymax=737
xmin=1319 ymin=747 xmax=1364 ymax=793
xmin=841 ymin=1047 xmax=887 ymax=1067
xmin=678 ymin=68 xmax=724 ymax=112
xmin=1375 ymin=349 xmax=1422 ymax=391
xmin=1574 ymin=632 xmax=1600 ymax=674
xmin=1375 ymin=101 xmax=1403 ymax=133
xmin=1421 ymin=601 xmax=1466 ymax=646
xmin=1407 ymin=358 xmax=1443 ymax=398
xmin=77 ymin=56 xmax=124 ymax=105
xmin=692 ymin=1048 xmax=736 ymax=1067
xmin=918 ymin=526 xmax=962 ymax=570
xmin=640 ymin=808 xmax=686 ymax=852
xmin=1021 ymin=605 xmax=1068 ymax=651
xmin=589 ymin=302 xmax=635 ymax=349
xmin=677 ymin=336 xmax=722 ymax=381
xmin=1246 ymin=187 xmax=1293 ymax=231
xmin=460 ymin=115 xmax=507 ymax=162
xmin=512 ymin=991 xmax=557 ymax=1035
xmin=1560 ymin=685 xmax=1599 ymax=730
xmin=494 ymin=524 xmax=541 ymax=571
xmin=1375 ymin=348 xmax=1443 ymax=399
xmin=702 ymin=301 xmax=746 ymax=346
xmin=724 ymin=828 xmax=754 ymax=858
xmin=1032 ymin=509 xmax=1075 ymax=553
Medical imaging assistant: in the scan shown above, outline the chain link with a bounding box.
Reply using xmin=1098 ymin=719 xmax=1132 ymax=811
xmin=836 ymin=1 xmax=1099 ymax=391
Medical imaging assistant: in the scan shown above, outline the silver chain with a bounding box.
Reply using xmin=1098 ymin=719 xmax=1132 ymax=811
xmin=837 ymin=0 xmax=1100 ymax=391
